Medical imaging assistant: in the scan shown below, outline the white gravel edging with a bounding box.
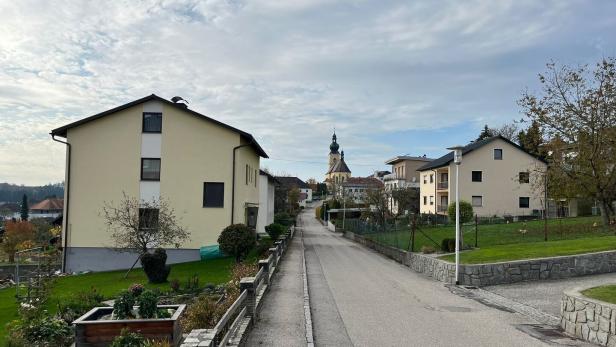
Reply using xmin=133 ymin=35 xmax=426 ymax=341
xmin=301 ymin=228 xmax=315 ymax=347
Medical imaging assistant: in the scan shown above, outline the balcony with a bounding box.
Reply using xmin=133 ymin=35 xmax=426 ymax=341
xmin=437 ymin=205 xmax=448 ymax=213
xmin=437 ymin=181 xmax=449 ymax=190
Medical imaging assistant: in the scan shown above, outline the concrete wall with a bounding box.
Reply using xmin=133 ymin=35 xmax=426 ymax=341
xmin=344 ymin=231 xmax=616 ymax=287
xmin=561 ymin=288 xmax=616 ymax=346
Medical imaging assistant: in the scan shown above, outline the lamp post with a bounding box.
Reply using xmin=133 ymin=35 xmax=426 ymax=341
xmin=447 ymin=145 xmax=464 ymax=285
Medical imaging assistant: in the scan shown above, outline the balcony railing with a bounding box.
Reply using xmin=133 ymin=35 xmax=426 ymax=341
xmin=437 ymin=181 xmax=449 ymax=190
xmin=437 ymin=205 xmax=448 ymax=213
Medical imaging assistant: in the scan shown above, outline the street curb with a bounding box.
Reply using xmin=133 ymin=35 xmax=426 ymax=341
xmin=301 ymin=227 xmax=315 ymax=347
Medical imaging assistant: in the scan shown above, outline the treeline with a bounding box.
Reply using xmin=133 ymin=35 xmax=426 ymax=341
xmin=0 ymin=182 xmax=64 ymax=203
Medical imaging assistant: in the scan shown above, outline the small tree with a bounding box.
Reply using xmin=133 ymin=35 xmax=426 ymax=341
xmin=287 ymin=187 xmax=300 ymax=213
xmin=218 ymin=224 xmax=256 ymax=262
xmin=362 ymin=188 xmax=389 ymax=229
xmin=391 ymin=187 xmax=420 ymax=217
xmin=102 ymin=193 xmax=189 ymax=280
xmin=20 ymin=194 xmax=29 ymax=221
xmin=447 ymin=201 xmax=474 ymax=224
xmin=1 ymin=221 xmax=35 ymax=263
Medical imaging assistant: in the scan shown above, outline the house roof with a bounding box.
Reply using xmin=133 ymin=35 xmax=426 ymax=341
xmin=326 ymin=158 xmax=351 ymax=174
xmin=50 ymin=94 xmax=268 ymax=158
xmin=30 ymin=198 xmax=63 ymax=211
xmin=341 ymin=177 xmax=384 ymax=188
xmin=275 ymin=176 xmax=309 ymax=189
xmin=385 ymin=155 xmax=433 ymax=165
xmin=259 ymin=169 xmax=280 ymax=184
xmin=417 ymin=135 xmax=547 ymax=171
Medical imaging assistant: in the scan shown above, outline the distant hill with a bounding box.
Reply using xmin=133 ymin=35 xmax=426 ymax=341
xmin=0 ymin=182 xmax=64 ymax=204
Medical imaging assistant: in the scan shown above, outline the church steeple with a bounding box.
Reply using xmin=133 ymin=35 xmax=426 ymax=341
xmin=329 ymin=132 xmax=340 ymax=154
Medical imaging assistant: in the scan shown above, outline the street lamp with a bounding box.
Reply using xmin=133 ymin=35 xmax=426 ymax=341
xmin=447 ymin=145 xmax=464 ymax=285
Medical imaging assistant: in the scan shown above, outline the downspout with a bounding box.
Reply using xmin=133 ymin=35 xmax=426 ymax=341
xmin=231 ymin=143 xmax=251 ymax=224
xmin=51 ymin=134 xmax=71 ymax=273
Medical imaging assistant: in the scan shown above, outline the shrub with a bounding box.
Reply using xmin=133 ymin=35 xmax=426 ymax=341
xmin=169 ymin=279 xmax=180 ymax=292
xmin=218 ymin=224 xmax=256 ymax=262
xmin=441 ymin=238 xmax=457 ymax=253
xmin=180 ymin=294 xmax=227 ymax=330
xmin=113 ymin=290 xmax=135 ymax=319
xmin=274 ymin=212 xmax=294 ymax=226
xmin=184 ymin=274 xmax=199 ymax=293
xmin=129 ymin=283 xmax=145 ymax=297
xmin=141 ymin=248 xmax=171 ymax=283
xmin=264 ymin=223 xmax=286 ymax=240
xmin=255 ymin=239 xmax=273 ymax=257
xmin=137 ymin=290 xmax=158 ymax=319
xmin=110 ymin=329 xmax=146 ymax=347
xmin=421 ymin=245 xmax=436 ymax=254
xmin=57 ymin=287 xmax=104 ymax=323
xmin=447 ymin=201 xmax=474 ymax=224
xmin=7 ymin=314 xmax=73 ymax=347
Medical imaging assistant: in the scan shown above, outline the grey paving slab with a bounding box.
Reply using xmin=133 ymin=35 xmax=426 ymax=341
xmin=485 ymin=272 xmax=616 ymax=317
xmin=245 ymin=234 xmax=306 ymax=346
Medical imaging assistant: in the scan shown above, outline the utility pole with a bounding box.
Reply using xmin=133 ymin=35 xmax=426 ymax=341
xmin=544 ymin=170 xmax=548 ymax=242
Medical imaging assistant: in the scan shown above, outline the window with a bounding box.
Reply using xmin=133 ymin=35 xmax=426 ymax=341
xmin=141 ymin=158 xmax=161 ymax=181
xmin=142 ymin=113 xmax=162 ymax=133
xmin=519 ymin=197 xmax=530 ymax=208
xmin=139 ymin=208 xmax=159 ymax=230
xmin=472 ymin=171 xmax=483 ymax=182
xmin=423 ymin=196 xmax=427 ymax=205
xmin=429 ymin=174 xmax=434 ymax=183
xmin=472 ymin=196 xmax=483 ymax=207
xmin=423 ymin=175 xmax=427 ymax=184
xmin=203 ymin=182 xmax=224 ymax=207
xmin=494 ymin=149 xmax=503 ymax=160
xmin=519 ymin=172 xmax=530 ymax=184
xmin=429 ymin=196 xmax=434 ymax=205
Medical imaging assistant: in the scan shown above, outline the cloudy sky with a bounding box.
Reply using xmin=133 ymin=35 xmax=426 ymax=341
xmin=1 ymin=0 xmax=615 ymax=185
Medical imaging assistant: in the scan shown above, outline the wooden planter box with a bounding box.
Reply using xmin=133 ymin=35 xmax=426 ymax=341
xmin=73 ymin=304 xmax=185 ymax=347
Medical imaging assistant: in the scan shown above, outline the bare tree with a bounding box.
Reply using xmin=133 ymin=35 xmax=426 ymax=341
xmin=102 ymin=193 xmax=190 ymax=275
xmin=362 ymin=188 xmax=389 ymax=229
xmin=519 ymin=58 xmax=616 ymax=226
xmin=492 ymin=123 xmax=519 ymax=142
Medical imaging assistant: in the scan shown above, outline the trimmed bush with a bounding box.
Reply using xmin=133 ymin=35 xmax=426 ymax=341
xmin=274 ymin=212 xmax=294 ymax=226
xmin=447 ymin=200 xmax=474 ymax=224
xmin=218 ymin=224 xmax=256 ymax=262
xmin=137 ymin=290 xmax=158 ymax=319
xmin=141 ymin=248 xmax=171 ymax=283
xmin=441 ymin=238 xmax=457 ymax=253
xmin=264 ymin=223 xmax=286 ymax=240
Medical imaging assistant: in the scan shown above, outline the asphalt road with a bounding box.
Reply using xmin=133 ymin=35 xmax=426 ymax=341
xmin=301 ymin=206 xmax=549 ymax=347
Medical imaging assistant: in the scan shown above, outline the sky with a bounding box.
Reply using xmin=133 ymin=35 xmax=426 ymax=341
xmin=0 ymin=0 xmax=615 ymax=185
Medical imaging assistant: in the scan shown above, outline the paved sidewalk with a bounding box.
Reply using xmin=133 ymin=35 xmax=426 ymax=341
xmin=485 ymin=272 xmax=616 ymax=317
xmin=244 ymin=232 xmax=307 ymax=346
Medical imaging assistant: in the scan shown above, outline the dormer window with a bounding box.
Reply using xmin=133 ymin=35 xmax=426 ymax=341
xmin=143 ymin=112 xmax=162 ymax=133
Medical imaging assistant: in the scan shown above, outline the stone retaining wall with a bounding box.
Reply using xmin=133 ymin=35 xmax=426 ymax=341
xmin=561 ymin=288 xmax=616 ymax=346
xmin=344 ymin=231 xmax=616 ymax=287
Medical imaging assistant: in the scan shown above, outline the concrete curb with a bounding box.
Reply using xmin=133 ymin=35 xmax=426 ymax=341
xmin=301 ymin=228 xmax=315 ymax=347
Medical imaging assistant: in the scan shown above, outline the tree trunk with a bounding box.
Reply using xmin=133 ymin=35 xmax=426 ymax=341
xmin=599 ymin=200 xmax=610 ymax=227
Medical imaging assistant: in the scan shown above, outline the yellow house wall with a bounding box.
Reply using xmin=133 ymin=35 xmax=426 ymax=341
xmin=64 ymin=103 xmax=261 ymax=250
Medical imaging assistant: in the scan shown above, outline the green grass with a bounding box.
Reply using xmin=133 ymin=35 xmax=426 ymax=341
xmin=360 ymin=216 xmax=608 ymax=252
xmin=438 ymin=236 xmax=616 ymax=264
xmin=582 ymin=285 xmax=616 ymax=304
xmin=0 ymin=255 xmax=252 ymax=345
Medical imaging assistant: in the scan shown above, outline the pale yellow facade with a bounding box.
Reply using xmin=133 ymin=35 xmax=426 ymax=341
xmin=419 ymin=138 xmax=546 ymax=218
xmin=61 ymin=99 xmax=262 ymax=253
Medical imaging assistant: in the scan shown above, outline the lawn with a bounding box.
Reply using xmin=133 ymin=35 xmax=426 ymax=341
xmin=0 ymin=255 xmax=249 ymax=345
xmin=582 ymin=285 xmax=616 ymax=305
xmin=360 ymin=216 xmax=608 ymax=252
xmin=438 ymin=236 xmax=616 ymax=264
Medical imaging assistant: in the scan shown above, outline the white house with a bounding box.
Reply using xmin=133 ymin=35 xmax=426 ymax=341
xmin=257 ymin=170 xmax=278 ymax=234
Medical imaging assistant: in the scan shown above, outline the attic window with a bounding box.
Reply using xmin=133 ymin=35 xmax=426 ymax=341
xmin=494 ymin=149 xmax=503 ymax=160
xmin=143 ymin=112 xmax=162 ymax=133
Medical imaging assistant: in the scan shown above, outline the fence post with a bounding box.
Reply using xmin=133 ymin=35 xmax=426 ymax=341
xmin=475 ymin=214 xmax=478 ymax=248
xmin=240 ymin=277 xmax=257 ymax=319
xmin=268 ymin=248 xmax=278 ymax=268
xmin=258 ymin=259 xmax=270 ymax=285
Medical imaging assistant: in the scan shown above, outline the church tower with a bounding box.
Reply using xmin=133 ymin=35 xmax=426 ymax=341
xmin=328 ymin=132 xmax=341 ymax=168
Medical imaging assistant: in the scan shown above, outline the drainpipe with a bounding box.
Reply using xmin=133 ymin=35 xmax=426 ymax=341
xmin=232 ymin=143 xmax=251 ymax=224
xmin=51 ymin=134 xmax=71 ymax=273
